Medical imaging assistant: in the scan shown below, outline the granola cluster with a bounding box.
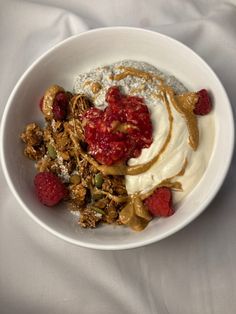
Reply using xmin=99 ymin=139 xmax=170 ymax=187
xmin=20 ymin=85 xmax=128 ymax=228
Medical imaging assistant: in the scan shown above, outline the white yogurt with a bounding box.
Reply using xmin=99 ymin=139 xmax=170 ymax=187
xmin=73 ymin=60 xmax=215 ymax=204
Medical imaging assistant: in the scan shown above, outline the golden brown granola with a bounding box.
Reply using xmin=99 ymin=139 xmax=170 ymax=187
xmin=21 ymin=123 xmax=45 ymax=160
xmin=20 ymin=87 xmax=129 ymax=229
xmin=79 ymin=208 xmax=102 ymax=228
xmin=20 ymin=123 xmax=43 ymax=146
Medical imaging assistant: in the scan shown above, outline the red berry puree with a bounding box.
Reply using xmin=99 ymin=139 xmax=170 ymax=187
xmin=83 ymin=86 xmax=153 ymax=165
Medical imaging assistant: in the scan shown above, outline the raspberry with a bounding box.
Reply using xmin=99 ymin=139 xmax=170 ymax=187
xmin=193 ymin=89 xmax=212 ymax=115
xmin=52 ymin=92 xmax=69 ymax=120
xmin=144 ymin=187 xmax=174 ymax=217
xmin=83 ymin=86 xmax=153 ymax=165
xmin=34 ymin=172 xmax=68 ymax=206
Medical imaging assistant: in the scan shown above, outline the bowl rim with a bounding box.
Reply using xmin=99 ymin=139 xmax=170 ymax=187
xmin=0 ymin=26 xmax=235 ymax=250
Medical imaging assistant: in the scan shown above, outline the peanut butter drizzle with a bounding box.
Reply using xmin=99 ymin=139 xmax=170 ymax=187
xmin=91 ymin=82 xmax=102 ymax=94
xmin=119 ymin=194 xmax=152 ymax=231
xmin=83 ymin=81 xmax=102 ymax=94
xmin=163 ymin=87 xmax=199 ymax=150
xmin=175 ymin=158 xmax=188 ymax=176
xmin=112 ymin=66 xmax=164 ymax=84
xmin=139 ymin=158 xmax=188 ymax=200
xmin=158 ymin=180 xmax=182 ymax=190
xmin=119 ymin=157 xmax=188 ymax=231
xmin=130 ymin=84 xmax=146 ymax=94
xmin=125 ymin=92 xmax=173 ymax=175
xmin=42 ymin=85 xmax=64 ymax=119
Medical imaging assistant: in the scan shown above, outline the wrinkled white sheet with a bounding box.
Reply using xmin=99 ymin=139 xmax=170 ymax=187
xmin=0 ymin=1 xmax=236 ymax=313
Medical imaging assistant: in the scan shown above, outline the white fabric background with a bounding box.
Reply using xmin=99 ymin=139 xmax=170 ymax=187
xmin=0 ymin=0 xmax=236 ymax=313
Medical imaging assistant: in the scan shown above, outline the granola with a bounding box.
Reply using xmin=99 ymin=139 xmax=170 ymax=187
xmin=21 ymin=90 xmax=129 ymax=229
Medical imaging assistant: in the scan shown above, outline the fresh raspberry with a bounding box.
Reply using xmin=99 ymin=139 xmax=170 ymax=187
xmin=83 ymin=86 xmax=153 ymax=165
xmin=52 ymin=92 xmax=69 ymax=120
xmin=144 ymin=187 xmax=174 ymax=217
xmin=193 ymin=89 xmax=212 ymax=115
xmin=34 ymin=172 xmax=68 ymax=206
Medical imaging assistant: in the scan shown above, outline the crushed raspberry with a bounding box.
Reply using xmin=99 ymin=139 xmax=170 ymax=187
xmin=52 ymin=92 xmax=69 ymax=120
xmin=34 ymin=172 xmax=68 ymax=206
xmin=194 ymin=89 xmax=212 ymax=115
xmin=144 ymin=187 xmax=174 ymax=217
xmin=83 ymin=86 xmax=153 ymax=165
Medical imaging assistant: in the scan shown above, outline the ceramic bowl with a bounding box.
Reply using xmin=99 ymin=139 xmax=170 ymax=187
xmin=0 ymin=27 xmax=234 ymax=249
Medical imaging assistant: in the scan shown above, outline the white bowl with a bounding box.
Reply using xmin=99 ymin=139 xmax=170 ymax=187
xmin=0 ymin=27 xmax=234 ymax=250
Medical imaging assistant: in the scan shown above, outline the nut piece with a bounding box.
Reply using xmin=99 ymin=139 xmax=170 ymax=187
xmin=94 ymin=173 xmax=104 ymax=188
xmin=42 ymin=85 xmax=64 ymax=119
xmin=47 ymin=144 xmax=57 ymax=159
xmin=70 ymin=174 xmax=81 ymax=184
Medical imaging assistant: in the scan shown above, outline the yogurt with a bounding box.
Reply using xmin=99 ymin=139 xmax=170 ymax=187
xmin=73 ymin=60 xmax=215 ymax=203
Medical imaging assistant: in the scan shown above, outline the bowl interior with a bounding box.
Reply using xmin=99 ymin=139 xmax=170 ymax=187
xmin=1 ymin=28 xmax=234 ymax=249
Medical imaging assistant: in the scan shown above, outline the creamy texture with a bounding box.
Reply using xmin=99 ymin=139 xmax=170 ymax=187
xmin=73 ymin=60 xmax=215 ymax=203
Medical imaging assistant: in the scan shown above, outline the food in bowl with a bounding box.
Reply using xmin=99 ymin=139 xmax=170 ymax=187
xmin=20 ymin=60 xmax=214 ymax=231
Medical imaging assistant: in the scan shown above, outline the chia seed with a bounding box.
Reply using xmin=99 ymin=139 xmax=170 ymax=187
xmin=73 ymin=60 xmax=187 ymax=110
